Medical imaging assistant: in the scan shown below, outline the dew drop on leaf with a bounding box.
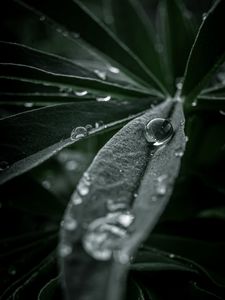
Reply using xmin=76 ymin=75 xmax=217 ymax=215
xmin=145 ymin=118 xmax=173 ymax=146
xmin=108 ymin=65 xmax=120 ymax=74
xmin=59 ymin=244 xmax=72 ymax=258
xmin=71 ymin=192 xmax=83 ymax=205
xmin=75 ymin=90 xmax=88 ymax=97
xmin=117 ymin=212 xmax=134 ymax=228
xmin=191 ymin=100 xmax=197 ymax=107
xmin=106 ymin=199 xmax=127 ymax=211
xmin=24 ymin=102 xmax=34 ymax=108
xmin=156 ymin=175 xmax=168 ymax=196
xmin=175 ymin=149 xmax=184 ymax=157
xmin=85 ymin=124 xmax=93 ymax=132
xmin=39 ymin=15 xmax=46 ymax=21
xmin=65 ymin=160 xmax=77 ymax=171
xmin=95 ymin=121 xmax=104 ymax=128
xmin=77 ymin=172 xmax=91 ymax=196
xmin=64 ymin=216 xmax=77 ymax=231
xmin=94 ymin=69 xmax=107 ymax=80
xmin=96 ymin=95 xmax=111 ymax=102
xmin=71 ymin=127 xmax=88 ymax=140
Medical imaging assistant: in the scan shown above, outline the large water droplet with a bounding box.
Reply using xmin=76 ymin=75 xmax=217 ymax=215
xmin=71 ymin=127 xmax=88 ymax=140
xmin=75 ymin=90 xmax=88 ymax=97
xmin=59 ymin=244 xmax=72 ymax=257
xmin=94 ymin=69 xmax=107 ymax=80
xmin=96 ymin=95 xmax=111 ymax=102
xmin=0 ymin=161 xmax=9 ymax=171
xmin=145 ymin=118 xmax=173 ymax=146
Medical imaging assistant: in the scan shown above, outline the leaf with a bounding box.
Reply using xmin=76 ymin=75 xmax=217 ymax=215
xmin=157 ymin=0 xmax=196 ymax=91
xmin=108 ymin=0 xmax=167 ymax=93
xmin=182 ymin=0 xmax=225 ymax=102
xmin=59 ymin=99 xmax=186 ymax=300
xmin=0 ymin=98 xmax=154 ymax=184
xmin=13 ymin=0 xmax=164 ymax=92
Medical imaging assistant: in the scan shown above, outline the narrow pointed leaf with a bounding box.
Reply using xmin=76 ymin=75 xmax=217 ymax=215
xmin=182 ymin=0 xmax=225 ymax=101
xmin=108 ymin=0 xmax=167 ymax=92
xmin=14 ymin=0 xmax=163 ymax=92
xmin=157 ymin=0 xmax=195 ymax=89
xmin=0 ymin=98 xmax=155 ymax=184
xmin=59 ymin=99 xmax=186 ymax=300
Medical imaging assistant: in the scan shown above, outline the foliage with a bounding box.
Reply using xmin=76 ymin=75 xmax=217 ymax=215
xmin=0 ymin=0 xmax=225 ymax=299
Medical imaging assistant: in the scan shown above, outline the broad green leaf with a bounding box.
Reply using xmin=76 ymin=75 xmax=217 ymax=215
xmin=108 ymin=0 xmax=167 ymax=93
xmin=0 ymin=98 xmax=155 ymax=184
xmin=59 ymin=99 xmax=186 ymax=300
xmin=157 ymin=0 xmax=196 ymax=92
xmin=14 ymin=0 xmax=164 ymax=93
xmin=182 ymin=0 xmax=225 ymax=102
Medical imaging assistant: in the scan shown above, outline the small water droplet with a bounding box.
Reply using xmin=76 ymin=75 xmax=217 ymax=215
xmin=219 ymin=110 xmax=225 ymax=116
xmin=176 ymin=82 xmax=183 ymax=90
xmin=24 ymin=102 xmax=34 ymax=108
xmin=106 ymin=199 xmax=127 ymax=211
xmin=77 ymin=172 xmax=91 ymax=196
xmin=42 ymin=180 xmax=51 ymax=189
xmin=115 ymin=250 xmax=130 ymax=264
xmin=56 ymin=28 xmax=63 ymax=34
xmin=72 ymin=32 xmax=80 ymax=39
xmin=0 ymin=161 xmax=9 ymax=171
xmin=169 ymin=253 xmax=175 ymax=258
xmin=65 ymin=160 xmax=77 ymax=171
xmin=94 ymin=69 xmax=107 ymax=80
xmin=156 ymin=174 xmax=168 ymax=196
xmin=85 ymin=124 xmax=93 ymax=132
xmin=95 ymin=120 xmax=104 ymax=128
xmin=39 ymin=16 xmax=46 ymax=21
xmin=117 ymin=212 xmax=134 ymax=228
xmin=191 ymin=100 xmax=197 ymax=107
xmin=96 ymin=95 xmax=111 ymax=102
xmin=71 ymin=192 xmax=83 ymax=205
xmin=75 ymin=90 xmax=88 ymax=97
xmin=202 ymin=13 xmax=207 ymax=20
xmin=145 ymin=118 xmax=173 ymax=146
xmin=108 ymin=65 xmax=120 ymax=74
xmin=64 ymin=216 xmax=77 ymax=231
xmin=185 ymin=136 xmax=189 ymax=142
xmin=71 ymin=127 xmax=88 ymax=140
xmin=8 ymin=266 xmax=16 ymax=275
xmin=59 ymin=244 xmax=72 ymax=257
xmin=134 ymin=193 xmax=138 ymax=198
xmin=175 ymin=149 xmax=184 ymax=157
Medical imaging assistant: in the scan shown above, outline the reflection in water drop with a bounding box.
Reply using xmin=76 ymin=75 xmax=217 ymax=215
xmin=96 ymin=95 xmax=111 ymax=102
xmin=94 ymin=69 xmax=107 ymax=80
xmin=82 ymin=210 xmax=135 ymax=261
xmin=145 ymin=118 xmax=173 ymax=146
xmin=71 ymin=127 xmax=88 ymax=140
xmin=59 ymin=244 xmax=72 ymax=257
xmin=75 ymin=90 xmax=88 ymax=97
